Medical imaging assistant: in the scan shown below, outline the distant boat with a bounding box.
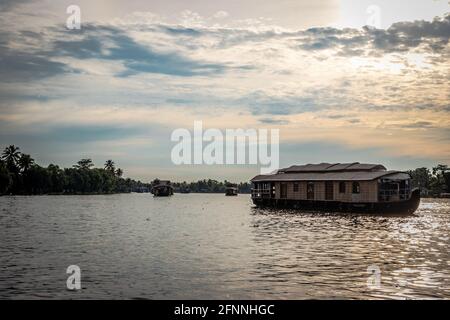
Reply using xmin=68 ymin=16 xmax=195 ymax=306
xmin=251 ymin=162 xmax=420 ymax=214
xmin=151 ymin=180 xmax=174 ymax=197
xmin=225 ymin=186 xmax=238 ymax=196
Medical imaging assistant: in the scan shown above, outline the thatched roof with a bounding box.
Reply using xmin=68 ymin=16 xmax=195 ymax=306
xmin=280 ymin=162 xmax=386 ymax=173
xmin=252 ymin=163 xmax=409 ymax=182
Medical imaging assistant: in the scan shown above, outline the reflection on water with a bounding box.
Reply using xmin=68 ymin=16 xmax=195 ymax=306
xmin=0 ymin=194 xmax=449 ymax=299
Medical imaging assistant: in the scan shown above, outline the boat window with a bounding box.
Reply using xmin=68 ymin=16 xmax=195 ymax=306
xmin=339 ymin=182 xmax=346 ymax=193
xmin=352 ymin=182 xmax=360 ymax=194
xmin=307 ymin=182 xmax=314 ymax=200
xmin=293 ymin=183 xmax=299 ymax=192
xmin=280 ymin=183 xmax=288 ymax=199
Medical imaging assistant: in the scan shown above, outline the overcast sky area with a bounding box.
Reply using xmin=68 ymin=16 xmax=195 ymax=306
xmin=0 ymin=0 xmax=449 ymax=181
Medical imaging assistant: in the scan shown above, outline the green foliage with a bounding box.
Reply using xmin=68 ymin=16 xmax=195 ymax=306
xmin=73 ymin=158 xmax=94 ymax=170
xmin=1 ymin=144 xmax=449 ymax=197
xmin=408 ymin=164 xmax=450 ymax=196
xmin=0 ymin=145 xmax=151 ymax=195
xmin=18 ymin=154 xmax=34 ymax=172
xmin=1 ymin=145 xmax=21 ymax=173
xmin=0 ymin=161 xmax=12 ymax=194
xmin=172 ymin=179 xmax=251 ymax=194
xmin=104 ymin=160 xmax=116 ymax=174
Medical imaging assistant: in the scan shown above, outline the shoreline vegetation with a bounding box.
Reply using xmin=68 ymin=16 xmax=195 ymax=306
xmin=0 ymin=145 xmax=449 ymax=197
xmin=0 ymin=145 xmax=251 ymax=196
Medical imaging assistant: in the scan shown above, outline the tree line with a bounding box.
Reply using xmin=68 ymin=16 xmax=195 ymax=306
xmin=0 ymin=145 xmax=151 ymax=195
xmin=171 ymin=180 xmax=251 ymax=194
xmin=0 ymin=145 xmax=252 ymax=195
xmin=407 ymin=165 xmax=450 ymax=196
xmin=1 ymin=144 xmax=449 ymax=196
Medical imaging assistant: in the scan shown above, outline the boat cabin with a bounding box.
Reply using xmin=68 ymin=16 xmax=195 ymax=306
xmin=225 ymin=186 xmax=238 ymax=196
xmin=151 ymin=180 xmax=174 ymax=197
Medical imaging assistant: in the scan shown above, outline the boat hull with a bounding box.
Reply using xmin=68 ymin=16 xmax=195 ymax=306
xmin=153 ymin=192 xmax=172 ymax=197
xmin=152 ymin=187 xmax=174 ymax=197
xmin=252 ymin=189 xmax=421 ymax=215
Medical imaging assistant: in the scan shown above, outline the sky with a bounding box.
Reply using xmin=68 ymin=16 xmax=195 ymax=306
xmin=0 ymin=0 xmax=449 ymax=182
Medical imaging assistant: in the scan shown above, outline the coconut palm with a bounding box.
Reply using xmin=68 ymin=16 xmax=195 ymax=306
xmin=1 ymin=145 xmax=21 ymax=172
xmin=18 ymin=153 xmax=34 ymax=172
xmin=104 ymin=160 xmax=115 ymax=174
xmin=115 ymin=168 xmax=123 ymax=178
xmin=74 ymin=158 xmax=94 ymax=170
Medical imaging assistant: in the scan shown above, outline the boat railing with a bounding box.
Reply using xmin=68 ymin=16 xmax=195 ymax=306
xmin=251 ymin=189 xmax=272 ymax=199
xmin=379 ymin=188 xmax=411 ymax=201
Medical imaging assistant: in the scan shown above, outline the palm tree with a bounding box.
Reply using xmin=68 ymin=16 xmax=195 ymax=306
xmin=74 ymin=158 xmax=94 ymax=170
xmin=115 ymin=168 xmax=123 ymax=178
xmin=104 ymin=160 xmax=115 ymax=174
xmin=18 ymin=154 xmax=34 ymax=172
xmin=432 ymin=164 xmax=449 ymax=176
xmin=1 ymin=145 xmax=21 ymax=172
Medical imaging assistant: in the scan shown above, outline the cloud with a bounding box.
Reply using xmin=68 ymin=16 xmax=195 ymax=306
xmin=259 ymin=118 xmax=290 ymax=125
xmin=0 ymin=0 xmax=30 ymax=11
xmin=53 ymin=28 xmax=225 ymax=77
xmin=2 ymin=12 xmax=448 ymax=83
xmin=297 ymin=14 xmax=450 ymax=56
xmin=0 ymin=44 xmax=69 ymax=82
xmin=240 ymin=91 xmax=319 ymax=116
xmin=399 ymin=121 xmax=435 ymax=129
xmin=0 ymin=24 xmax=227 ymax=82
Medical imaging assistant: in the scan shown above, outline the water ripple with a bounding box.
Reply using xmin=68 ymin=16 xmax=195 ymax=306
xmin=0 ymin=195 xmax=449 ymax=299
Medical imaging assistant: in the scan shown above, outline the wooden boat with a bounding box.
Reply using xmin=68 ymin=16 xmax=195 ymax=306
xmin=225 ymin=186 xmax=238 ymax=196
xmin=251 ymin=162 xmax=420 ymax=214
xmin=151 ymin=180 xmax=174 ymax=197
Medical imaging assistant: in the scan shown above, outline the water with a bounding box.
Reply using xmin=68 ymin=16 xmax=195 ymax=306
xmin=0 ymin=194 xmax=449 ymax=299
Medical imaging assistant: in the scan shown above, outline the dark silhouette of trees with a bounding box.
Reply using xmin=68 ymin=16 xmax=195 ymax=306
xmin=1 ymin=145 xmax=22 ymax=193
xmin=408 ymin=165 xmax=450 ymax=196
xmin=1 ymin=145 xmax=20 ymax=173
xmin=104 ymin=160 xmax=115 ymax=174
xmin=18 ymin=154 xmax=34 ymax=172
xmin=1 ymin=145 xmax=449 ymax=197
xmin=171 ymin=180 xmax=251 ymax=193
xmin=0 ymin=160 xmax=11 ymax=194
xmin=0 ymin=145 xmax=151 ymax=195
xmin=74 ymin=159 xmax=94 ymax=170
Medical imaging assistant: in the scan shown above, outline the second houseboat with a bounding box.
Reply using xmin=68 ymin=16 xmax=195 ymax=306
xmin=151 ymin=180 xmax=174 ymax=197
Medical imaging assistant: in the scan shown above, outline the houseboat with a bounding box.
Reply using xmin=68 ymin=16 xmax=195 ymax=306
xmin=151 ymin=180 xmax=174 ymax=197
xmin=225 ymin=186 xmax=238 ymax=196
xmin=251 ymin=162 xmax=420 ymax=214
